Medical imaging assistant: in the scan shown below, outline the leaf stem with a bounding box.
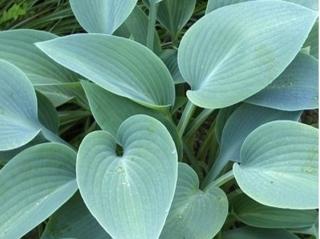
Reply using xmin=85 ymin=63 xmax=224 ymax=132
xmin=177 ymin=101 xmax=196 ymax=137
xmin=185 ymin=109 xmax=216 ymax=139
xmin=146 ymin=2 xmax=158 ymax=51
xmin=212 ymin=170 xmax=234 ymax=187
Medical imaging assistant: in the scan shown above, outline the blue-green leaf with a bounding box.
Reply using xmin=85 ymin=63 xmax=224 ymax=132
xmin=246 ymin=53 xmax=318 ymax=111
xmin=232 ymin=193 xmax=318 ymax=228
xmin=233 ymin=121 xmax=318 ymax=209
xmin=178 ymin=0 xmax=317 ymax=109
xmin=206 ymin=0 xmax=318 ymax=13
xmin=77 ymin=115 xmax=178 ymax=239
xmin=0 ymin=143 xmax=77 ymax=239
xmin=205 ymin=104 xmax=301 ymax=184
xmin=41 ymin=193 xmax=110 ymax=239
xmin=82 ymin=81 xmax=183 ymax=160
xmin=0 ymin=60 xmax=41 ymax=151
xmin=0 ymin=29 xmax=84 ymax=107
xmin=224 ymin=227 xmax=299 ymax=239
xmin=36 ymin=34 xmax=175 ymax=108
xmin=70 ymin=0 xmax=137 ymax=34
xmin=160 ymin=163 xmax=228 ymax=239
xmin=161 ymin=49 xmax=184 ymax=84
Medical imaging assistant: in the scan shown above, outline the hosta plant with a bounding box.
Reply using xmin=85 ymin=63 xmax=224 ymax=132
xmin=0 ymin=0 xmax=318 ymax=239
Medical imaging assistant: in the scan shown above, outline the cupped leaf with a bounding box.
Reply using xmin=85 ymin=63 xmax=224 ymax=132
xmin=41 ymin=193 xmax=110 ymax=239
xmin=231 ymin=193 xmax=318 ymax=229
xmin=82 ymin=81 xmax=183 ymax=160
xmin=160 ymin=163 xmax=228 ymax=239
xmin=246 ymin=53 xmax=318 ymax=111
xmin=161 ymin=49 xmax=184 ymax=84
xmin=205 ymin=104 xmax=301 ymax=184
xmin=0 ymin=143 xmax=77 ymax=239
xmin=70 ymin=0 xmax=137 ymax=34
xmin=0 ymin=60 xmax=41 ymax=151
xmin=206 ymin=0 xmax=318 ymax=13
xmin=178 ymin=0 xmax=317 ymax=109
xmin=0 ymin=29 xmax=84 ymax=107
xmin=223 ymin=227 xmax=299 ymax=239
xmin=233 ymin=121 xmax=318 ymax=209
xmin=156 ymin=0 xmax=196 ymax=39
xmin=77 ymin=115 xmax=178 ymax=239
xmin=36 ymin=34 xmax=175 ymax=108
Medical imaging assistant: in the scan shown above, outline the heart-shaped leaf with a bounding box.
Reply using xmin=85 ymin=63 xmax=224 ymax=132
xmin=178 ymin=0 xmax=317 ymax=109
xmin=231 ymin=193 xmax=318 ymax=229
xmin=70 ymin=0 xmax=137 ymax=34
xmin=246 ymin=53 xmax=318 ymax=111
xmin=77 ymin=114 xmax=178 ymax=239
xmin=36 ymin=34 xmax=175 ymax=108
xmin=233 ymin=121 xmax=318 ymax=209
xmin=82 ymin=81 xmax=183 ymax=160
xmin=206 ymin=0 xmax=318 ymax=13
xmin=205 ymin=104 xmax=301 ymax=184
xmin=223 ymin=227 xmax=299 ymax=239
xmin=160 ymin=163 xmax=228 ymax=239
xmin=0 ymin=143 xmax=77 ymax=239
xmin=156 ymin=0 xmax=196 ymax=39
xmin=41 ymin=193 xmax=110 ymax=239
xmin=0 ymin=60 xmax=41 ymax=151
xmin=0 ymin=29 xmax=84 ymax=107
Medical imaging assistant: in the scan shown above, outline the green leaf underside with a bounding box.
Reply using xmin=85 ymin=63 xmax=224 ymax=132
xmin=0 ymin=60 xmax=41 ymax=151
xmin=41 ymin=193 xmax=110 ymax=239
xmin=232 ymin=193 xmax=318 ymax=229
xmin=70 ymin=0 xmax=137 ymax=34
xmin=206 ymin=0 xmax=318 ymax=13
xmin=82 ymin=81 xmax=183 ymax=160
xmin=233 ymin=120 xmax=318 ymax=209
xmin=77 ymin=115 xmax=178 ymax=239
xmin=0 ymin=29 xmax=82 ymax=107
xmin=223 ymin=227 xmax=299 ymax=239
xmin=36 ymin=34 xmax=175 ymax=108
xmin=160 ymin=163 xmax=228 ymax=239
xmin=206 ymin=103 xmax=301 ymax=183
xmin=0 ymin=143 xmax=77 ymax=239
xmin=157 ymin=0 xmax=196 ymax=38
xmin=178 ymin=0 xmax=317 ymax=109
xmin=246 ymin=53 xmax=318 ymax=111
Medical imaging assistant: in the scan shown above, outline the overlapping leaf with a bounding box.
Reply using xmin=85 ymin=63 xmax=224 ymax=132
xmin=70 ymin=0 xmax=137 ymax=34
xmin=41 ymin=193 xmax=110 ymax=239
xmin=160 ymin=163 xmax=228 ymax=239
xmin=233 ymin=121 xmax=318 ymax=209
xmin=178 ymin=0 xmax=317 ymax=109
xmin=205 ymin=104 xmax=301 ymax=184
xmin=0 ymin=143 xmax=77 ymax=239
xmin=77 ymin=115 xmax=178 ymax=239
xmin=82 ymin=81 xmax=183 ymax=160
xmin=206 ymin=0 xmax=318 ymax=13
xmin=232 ymin=193 xmax=318 ymax=228
xmin=0 ymin=29 xmax=84 ymax=107
xmin=156 ymin=0 xmax=196 ymax=39
xmin=224 ymin=227 xmax=299 ymax=239
xmin=246 ymin=53 xmax=318 ymax=111
xmin=36 ymin=34 xmax=175 ymax=108
xmin=161 ymin=49 xmax=184 ymax=83
xmin=0 ymin=60 xmax=41 ymax=151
